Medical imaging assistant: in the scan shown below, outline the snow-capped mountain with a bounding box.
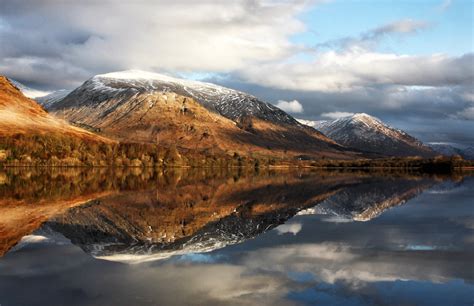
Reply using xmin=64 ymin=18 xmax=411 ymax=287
xmin=51 ymin=70 xmax=297 ymax=125
xmin=36 ymin=89 xmax=71 ymax=108
xmin=312 ymin=113 xmax=435 ymax=157
xmin=49 ymin=70 xmax=356 ymax=159
xmin=38 ymin=173 xmax=438 ymax=263
xmin=8 ymin=78 xmax=51 ymax=99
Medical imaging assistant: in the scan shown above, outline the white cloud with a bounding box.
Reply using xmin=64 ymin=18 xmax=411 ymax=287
xmin=0 ymin=0 xmax=311 ymax=88
xmin=275 ymin=223 xmax=302 ymax=235
xmin=240 ymin=50 xmax=473 ymax=92
xmin=275 ymin=99 xmax=304 ymax=113
xmin=321 ymin=111 xmax=354 ymax=119
xmin=242 ymin=242 xmax=468 ymax=286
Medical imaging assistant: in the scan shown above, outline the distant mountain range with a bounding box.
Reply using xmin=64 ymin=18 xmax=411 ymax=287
xmin=299 ymin=113 xmax=435 ymax=157
xmin=4 ymin=71 xmax=469 ymax=161
xmin=428 ymin=143 xmax=474 ymax=160
xmin=36 ymin=89 xmax=71 ymax=108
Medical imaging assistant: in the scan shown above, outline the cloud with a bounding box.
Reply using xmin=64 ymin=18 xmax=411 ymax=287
xmin=242 ymin=242 xmax=470 ymax=286
xmin=455 ymin=106 xmax=474 ymax=120
xmin=239 ymin=50 xmax=474 ymax=92
xmin=0 ymin=0 xmax=311 ymax=89
xmin=369 ymin=19 xmax=430 ymax=36
xmin=320 ymin=112 xmax=354 ymax=119
xmin=316 ymin=19 xmax=430 ymax=51
xmin=437 ymin=0 xmax=453 ymax=11
xmin=275 ymin=223 xmax=302 ymax=235
xmin=275 ymin=99 xmax=304 ymax=113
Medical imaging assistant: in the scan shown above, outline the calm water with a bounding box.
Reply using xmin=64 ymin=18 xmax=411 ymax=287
xmin=0 ymin=168 xmax=472 ymax=306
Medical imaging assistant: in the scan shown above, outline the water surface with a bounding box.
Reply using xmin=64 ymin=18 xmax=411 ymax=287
xmin=0 ymin=168 xmax=472 ymax=306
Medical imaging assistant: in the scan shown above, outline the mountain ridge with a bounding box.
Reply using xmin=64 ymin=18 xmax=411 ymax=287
xmin=52 ymin=70 xmax=302 ymax=126
xmin=311 ymin=113 xmax=435 ymax=157
xmin=0 ymin=76 xmax=111 ymax=143
xmin=48 ymin=70 xmax=359 ymax=159
xmin=8 ymin=78 xmax=51 ymax=99
xmin=428 ymin=143 xmax=474 ymax=160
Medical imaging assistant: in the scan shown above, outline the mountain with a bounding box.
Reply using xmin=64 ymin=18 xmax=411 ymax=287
xmin=36 ymin=89 xmax=71 ymax=108
xmin=8 ymin=78 xmax=51 ymax=99
xmin=48 ymin=70 xmax=358 ymax=159
xmin=297 ymin=176 xmax=436 ymax=222
xmin=38 ymin=173 xmax=436 ymax=263
xmin=7 ymin=78 xmax=71 ymax=108
xmin=38 ymin=173 xmax=360 ymax=262
xmin=312 ymin=113 xmax=435 ymax=157
xmin=295 ymin=118 xmax=319 ymax=128
xmin=428 ymin=143 xmax=474 ymax=160
xmin=0 ymin=76 xmax=110 ymax=142
xmin=0 ymin=169 xmax=349 ymax=261
xmin=0 ymin=167 xmax=462 ymax=262
xmin=463 ymin=147 xmax=474 ymax=160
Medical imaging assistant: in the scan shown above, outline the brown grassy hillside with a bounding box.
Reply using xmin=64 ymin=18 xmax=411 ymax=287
xmin=52 ymin=90 xmax=359 ymax=160
xmin=0 ymin=76 xmax=111 ymax=143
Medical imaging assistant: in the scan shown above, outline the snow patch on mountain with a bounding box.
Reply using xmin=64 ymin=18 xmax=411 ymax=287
xmin=94 ymin=69 xmax=250 ymax=98
xmin=36 ymin=89 xmax=71 ymax=108
xmin=296 ymin=118 xmax=323 ymax=128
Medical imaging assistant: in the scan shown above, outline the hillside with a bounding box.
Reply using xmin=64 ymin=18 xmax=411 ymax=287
xmin=36 ymin=89 xmax=71 ymax=108
xmin=49 ymin=70 xmax=359 ymax=159
xmin=0 ymin=76 xmax=110 ymax=142
xmin=313 ymin=113 xmax=435 ymax=157
xmin=429 ymin=143 xmax=474 ymax=160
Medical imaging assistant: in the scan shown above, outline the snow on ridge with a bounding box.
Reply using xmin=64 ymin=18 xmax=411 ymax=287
xmin=322 ymin=113 xmax=401 ymax=136
xmin=36 ymin=89 xmax=71 ymax=107
xmin=315 ymin=112 xmax=427 ymax=150
xmin=96 ymin=70 xmax=187 ymax=84
xmin=296 ymin=118 xmax=323 ymax=128
xmin=94 ymin=69 xmax=244 ymax=96
xmin=87 ymin=69 xmax=296 ymax=124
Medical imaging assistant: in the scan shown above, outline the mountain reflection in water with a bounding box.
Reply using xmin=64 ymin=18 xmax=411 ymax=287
xmin=0 ymin=168 xmax=472 ymax=306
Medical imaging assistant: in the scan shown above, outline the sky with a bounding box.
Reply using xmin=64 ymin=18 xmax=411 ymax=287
xmin=0 ymin=0 xmax=473 ymax=146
